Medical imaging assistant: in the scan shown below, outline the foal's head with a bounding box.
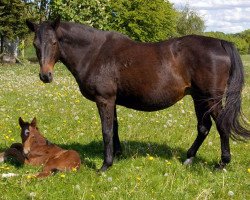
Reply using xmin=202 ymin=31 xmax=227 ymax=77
xmin=26 ymin=17 xmax=61 ymax=83
xmin=19 ymin=117 xmax=47 ymax=155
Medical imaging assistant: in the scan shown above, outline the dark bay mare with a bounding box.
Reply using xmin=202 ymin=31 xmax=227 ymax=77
xmin=26 ymin=17 xmax=250 ymax=171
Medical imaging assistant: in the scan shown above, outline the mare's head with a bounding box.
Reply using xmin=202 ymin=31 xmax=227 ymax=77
xmin=26 ymin=17 xmax=61 ymax=83
xmin=19 ymin=117 xmax=47 ymax=155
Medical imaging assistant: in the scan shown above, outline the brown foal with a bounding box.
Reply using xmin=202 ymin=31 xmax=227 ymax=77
xmin=0 ymin=117 xmax=81 ymax=178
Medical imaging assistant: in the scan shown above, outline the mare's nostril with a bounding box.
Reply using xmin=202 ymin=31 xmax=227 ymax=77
xmin=48 ymin=72 xmax=52 ymax=78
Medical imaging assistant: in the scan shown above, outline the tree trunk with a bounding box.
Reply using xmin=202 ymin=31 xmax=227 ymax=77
xmin=0 ymin=34 xmax=4 ymax=54
xmin=21 ymin=39 xmax=25 ymax=58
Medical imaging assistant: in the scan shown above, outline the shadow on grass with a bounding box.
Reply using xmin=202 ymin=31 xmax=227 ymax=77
xmin=59 ymin=140 xmax=217 ymax=171
xmin=0 ymin=141 xmax=218 ymax=171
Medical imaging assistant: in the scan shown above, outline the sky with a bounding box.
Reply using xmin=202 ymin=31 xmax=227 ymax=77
xmin=169 ymin=0 xmax=250 ymax=33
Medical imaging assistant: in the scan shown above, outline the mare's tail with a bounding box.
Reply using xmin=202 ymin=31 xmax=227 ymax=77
xmin=218 ymin=41 xmax=250 ymax=140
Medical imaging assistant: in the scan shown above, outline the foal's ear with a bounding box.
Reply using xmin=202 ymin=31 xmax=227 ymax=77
xmin=26 ymin=20 xmax=38 ymax=32
xmin=19 ymin=117 xmax=25 ymax=127
xmin=51 ymin=16 xmax=61 ymax=30
xmin=31 ymin=117 xmax=37 ymax=127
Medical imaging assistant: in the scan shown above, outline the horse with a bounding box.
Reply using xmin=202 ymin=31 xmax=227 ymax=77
xmin=26 ymin=17 xmax=250 ymax=171
xmin=0 ymin=117 xmax=81 ymax=178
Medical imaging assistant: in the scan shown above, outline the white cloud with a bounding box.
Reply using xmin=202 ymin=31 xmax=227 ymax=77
xmin=169 ymin=0 xmax=250 ymax=33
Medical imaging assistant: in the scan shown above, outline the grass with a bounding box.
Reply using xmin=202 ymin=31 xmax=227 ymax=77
xmin=0 ymin=56 xmax=249 ymax=200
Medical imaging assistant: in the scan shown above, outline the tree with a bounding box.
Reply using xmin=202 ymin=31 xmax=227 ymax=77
xmin=107 ymin=0 xmax=178 ymax=42
xmin=237 ymin=29 xmax=250 ymax=53
xmin=49 ymin=0 xmax=109 ymax=29
xmin=176 ymin=5 xmax=205 ymax=36
xmin=0 ymin=0 xmax=32 ymax=58
xmin=204 ymin=32 xmax=249 ymax=54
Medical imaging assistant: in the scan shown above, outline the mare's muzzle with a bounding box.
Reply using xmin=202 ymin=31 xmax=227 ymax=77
xmin=39 ymin=72 xmax=53 ymax=83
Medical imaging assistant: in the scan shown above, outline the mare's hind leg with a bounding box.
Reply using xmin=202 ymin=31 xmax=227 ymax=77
xmin=210 ymin=103 xmax=231 ymax=168
xmin=184 ymin=97 xmax=212 ymax=165
xmin=113 ymin=107 xmax=122 ymax=156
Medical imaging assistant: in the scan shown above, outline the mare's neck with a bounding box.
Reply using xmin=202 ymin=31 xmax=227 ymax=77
xmin=56 ymin=23 xmax=107 ymax=81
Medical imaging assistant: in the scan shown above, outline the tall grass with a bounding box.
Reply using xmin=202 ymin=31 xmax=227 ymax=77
xmin=0 ymin=56 xmax=249 ymax=200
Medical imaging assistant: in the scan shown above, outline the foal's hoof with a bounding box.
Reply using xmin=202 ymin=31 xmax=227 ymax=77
xmin=183 ymin=157 xmax=194 ymax=165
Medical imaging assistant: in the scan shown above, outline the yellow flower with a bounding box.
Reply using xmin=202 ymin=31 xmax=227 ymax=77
xmin=148 ymin=156 xmax=154 ymax=161
xmin=247 ymin=168 xmax=250 ymax=173
xmin=27 ymin=175 xmax=34 ymax=179
xmin=5 ymin=135 xmax=9 ymax=140
xmin=10 ymin=138 xmax=15 ymax=141
xmin=60 ymin=174 xmax=65 ymax=178
xmin=165 ymin=160 xmax=171 ymax=165
xmin=72 ymin=167 xmax=77 ymax=172
xmin=136 ymin=177 xmax=141 ymax=181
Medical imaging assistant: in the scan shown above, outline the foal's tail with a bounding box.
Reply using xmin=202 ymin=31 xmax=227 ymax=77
xmin=218 ymin=41 xmax=250 ymax=140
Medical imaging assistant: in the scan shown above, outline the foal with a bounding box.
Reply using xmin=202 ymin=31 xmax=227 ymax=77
xmin=1 ymin=117 xmax=81 ymax=178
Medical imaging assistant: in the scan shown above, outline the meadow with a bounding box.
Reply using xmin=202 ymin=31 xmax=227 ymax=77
xmin=0 ymin=56 xmax=249 ymax=200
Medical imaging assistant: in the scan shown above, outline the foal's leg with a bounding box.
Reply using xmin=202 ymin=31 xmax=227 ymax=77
xmin=96 ymin=96 xmax=115 ymax=171
xmin=113 ymin=107 xmax=122 ymax=156
xmin=184 ymin=98 xmax=212 ymax=165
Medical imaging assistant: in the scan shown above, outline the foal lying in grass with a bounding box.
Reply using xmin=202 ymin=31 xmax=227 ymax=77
xmin=0 ymin=117 xmax=81 ymax=178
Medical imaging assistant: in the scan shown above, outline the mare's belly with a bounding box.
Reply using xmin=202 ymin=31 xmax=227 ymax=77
xmin=116 ymin=90 xmax=185 ymax=111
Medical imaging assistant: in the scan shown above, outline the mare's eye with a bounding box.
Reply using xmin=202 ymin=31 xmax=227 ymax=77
xmin=52 ymin=41 xmax=56 ymax=46
xmin=24 ymin=129 xmax=30 ymax=136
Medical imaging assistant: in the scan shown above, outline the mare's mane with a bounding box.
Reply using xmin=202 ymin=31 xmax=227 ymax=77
xmin=56 ymin=22 xmax=131 ymax=45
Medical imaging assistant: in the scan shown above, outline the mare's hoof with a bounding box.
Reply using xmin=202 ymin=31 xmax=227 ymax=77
xmin=98 ymin=163 xmax=112 ymax=173
xmin=114 ymin=150 xmax=122 ymax=157
xmin=183 ymin=157 xmax=194 ymax=165
xmin=215 ymin=162 xmax=226 ymax=170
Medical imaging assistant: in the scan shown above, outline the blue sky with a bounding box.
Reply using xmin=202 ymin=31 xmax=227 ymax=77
xmin=169 ymin=0 xmax=250 ymax=33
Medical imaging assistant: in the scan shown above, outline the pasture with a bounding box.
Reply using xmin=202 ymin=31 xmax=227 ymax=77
xmin=0 ymin=55 xmax=249 ymax=199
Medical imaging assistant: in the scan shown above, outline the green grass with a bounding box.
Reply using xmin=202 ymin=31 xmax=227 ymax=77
xmin=0 ymin=56 xmax=249 ymax=200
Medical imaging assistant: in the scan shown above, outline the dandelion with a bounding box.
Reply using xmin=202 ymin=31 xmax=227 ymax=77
xmin=148 ymin=156 xmax=154 ymax=161
xmin=72 ymin=167 xmax=77 ymax=172
xmin=228 ymin=191 xmax=234 ymax=196
xmin=74 ymin=116 xmax=79 ymax=121
xmin=29 ymin=192 xmax=36 ymax=199
xmin=107 ymin=177 xmax=112 ymax=182
xmin=75 ymin=184 xmax=81 ymax=191
xmin=60 ymin=174 xmax=66 ymax=178
xmin=165 ymin=160 xmax=171 ymax=165
xmin=247 ymin=168 xmax=250 ymax=173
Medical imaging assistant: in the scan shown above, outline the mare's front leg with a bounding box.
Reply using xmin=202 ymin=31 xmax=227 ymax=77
xmin=96 ymin=96 xmax=115 ymax=172
xmin=113 ymin=107 xmax=122 ymax=156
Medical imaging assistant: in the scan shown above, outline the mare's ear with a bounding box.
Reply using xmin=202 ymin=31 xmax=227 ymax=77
xmin=31 ymin=117 xmax=37 ymax=127
xmin=51 ymin=16 xmax=61 ymax=30
xmin=19 ymin=117 xmax=25 ymax=127
xmin=26 ymin=20 xmax=38 ymax=32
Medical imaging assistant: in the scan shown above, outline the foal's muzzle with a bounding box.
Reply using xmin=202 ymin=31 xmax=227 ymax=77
xmin=39 ymin=72 xmax=53 ymax=83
